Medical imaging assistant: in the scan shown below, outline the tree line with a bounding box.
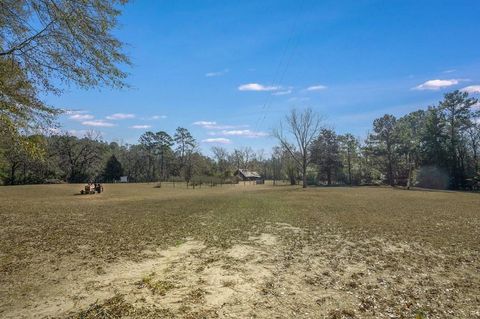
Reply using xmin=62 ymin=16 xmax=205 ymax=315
xmin=274 ymin=90 xmax=479 ymax=190
xmin=0 ymin=128 xmax=263 ymax=185
xmin=1 ymin=90 xmax=479 ymax=190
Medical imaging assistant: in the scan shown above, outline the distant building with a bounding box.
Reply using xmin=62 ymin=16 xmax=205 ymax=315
xmin=120 ymin=176 xmax=128 ymax=183
xmin=234 ymin=169 xmax=262 ymax=181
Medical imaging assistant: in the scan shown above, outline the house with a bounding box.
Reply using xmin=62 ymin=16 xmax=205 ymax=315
xmin=234 ymin=169 xmax=262 ymax=181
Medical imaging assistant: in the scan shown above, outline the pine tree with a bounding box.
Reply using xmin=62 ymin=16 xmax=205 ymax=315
xmin=104 ymin=155 xmax=123 ymax=182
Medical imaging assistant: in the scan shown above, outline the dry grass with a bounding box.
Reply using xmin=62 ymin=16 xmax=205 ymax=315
xmin=0 ymin=183 xmax=479 ymax=318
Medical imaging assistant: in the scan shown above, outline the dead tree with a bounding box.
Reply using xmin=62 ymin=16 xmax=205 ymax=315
xmin=273 ymin=108 xmax=322 ymax=188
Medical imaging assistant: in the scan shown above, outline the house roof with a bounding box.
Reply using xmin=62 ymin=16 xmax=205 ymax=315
xmin=235 ymin=169 xmax=261 ymax=178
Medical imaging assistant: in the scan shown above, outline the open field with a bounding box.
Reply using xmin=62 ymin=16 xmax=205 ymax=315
xmin=0 ymin=183 xmax=479 ymax=318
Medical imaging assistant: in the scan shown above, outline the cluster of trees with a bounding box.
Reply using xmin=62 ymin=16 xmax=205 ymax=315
xmin=274 ymin=90 xmax=479 ymax=190
xmin=0 ymin=127 xmax=264 ymax=185
xmin=1 ymin=90 xmax=479 ymax=190
xmin=363 ymin=90 xmax=479 ymax=189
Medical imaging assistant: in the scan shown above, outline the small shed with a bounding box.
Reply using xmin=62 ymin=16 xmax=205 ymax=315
xmin=234 ymin=169 xmax=262 ymax=181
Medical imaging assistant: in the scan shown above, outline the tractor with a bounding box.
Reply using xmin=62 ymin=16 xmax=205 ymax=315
xmin=80 ymin=183 xmax=103 ymax=195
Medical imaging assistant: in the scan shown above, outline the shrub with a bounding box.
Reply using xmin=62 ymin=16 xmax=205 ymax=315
xmin=416 ymin=166 xmax=449 ymax=189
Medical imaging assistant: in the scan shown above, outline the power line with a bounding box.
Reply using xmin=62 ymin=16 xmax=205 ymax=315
xmin=254 ymin=0 xmax=306 ymax=132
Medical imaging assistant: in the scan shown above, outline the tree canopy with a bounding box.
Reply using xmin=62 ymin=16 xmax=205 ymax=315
xmin=0 ymin=0 xmax=130 ymax=149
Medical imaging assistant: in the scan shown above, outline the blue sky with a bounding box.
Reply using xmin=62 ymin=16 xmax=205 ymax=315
xmin=46 ymin=0 xmax=480 ymax=152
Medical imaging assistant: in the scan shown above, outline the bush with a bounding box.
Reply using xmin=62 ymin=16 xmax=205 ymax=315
xmin=190 ymin=175 xmax=233 ymax=186
xmin=415 ymin=166 xmax=449 ymax=189
xmin=44 ymin=179 xmax=65 ymax=184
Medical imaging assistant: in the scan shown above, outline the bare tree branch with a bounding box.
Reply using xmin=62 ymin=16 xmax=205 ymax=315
xmin=273 ymin=108 xmax=323 ymax=188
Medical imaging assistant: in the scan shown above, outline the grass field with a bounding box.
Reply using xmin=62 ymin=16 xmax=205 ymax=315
xmin=0 ymin=183 xmax=479 ymax=318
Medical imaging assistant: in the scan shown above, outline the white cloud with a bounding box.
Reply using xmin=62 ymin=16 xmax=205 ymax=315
xmin=216 ymin=125 xmax=247 ymax=129
xmin=139 ymin=115 xmax=167 ymax=120
xmin=202 ymin=138 xmax=232 ymax=144
xmin=205 ymin=69 xmax=229 ymax=77
xmin=413 ymin=79 xmax=460 ymax=90
xmin=63 ymin=109 xmax=89 ymax=115
xmin=220 ymin=129 xmax=269 ymax=138
xmin=82 ymin=120 xmax=115 ymax=127
xmin=130 ymin=125 xmax=152 ymax=129
xmin=461 ymin=85 xmax=480 ymax=94
xmin=207 ymin=129 xmax=269 ymax=138
xmin=238 ymin=83 xmax=280 ymax=91
xmin=150 ymin=115 xmax=167 ymax=120
xmin=306 ymin=84 xmax=327 ymax=91
xmin=194 ymin=121 xmax=217 ymax=127
xmin=106 ymin=113 xmax=135 ymax=120
xmin=272 ymin=89 xmax=292 ymax=96
xmin=193 ymin=121 xmax=248 ymax=130
xmin=69 ymin=114 xmax=94 ymax=121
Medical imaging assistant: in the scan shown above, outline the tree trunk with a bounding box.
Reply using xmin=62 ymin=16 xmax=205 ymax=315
xmin=150 ymin=155 xmax=155 ymax=182
xmin=22 ymin=162 xmax=27 ymax=184
xmin=459 ymin=148 xmax=466 ymax=188
xmin=387 ymin=156 xmax=394 ymax=186
xmin=273 ymin=162 xmax=276 ymax=186
xmin=406 ymin=153 xmax=412 ymax=190
xmin=289 ymin=174 xmax=296 ymax=185
xmin=10 ymin=163 xmax=18 ymax=185
xmin=347 ymin=156 xmax=352 ymax=185
xmin=160 ymin=150 xmax=164 ymax=182
xmin=450 ymin=115 xmax=458 ymax=189
xmin=302 ymin=162 xmax=307 ymax=188
xmin=386 ymin=142 xmax=394 ymax=186
xmin=472 ymin=141 xmax=478 ymax=176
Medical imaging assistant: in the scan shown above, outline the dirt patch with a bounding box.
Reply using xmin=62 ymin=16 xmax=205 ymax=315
xmin=2 ymin=224 xmax=354 ymax=318
xmin=1 ymin=241 xmax=205 ymax=318
xmin=6 ymin=221 xmax=477 ymax=318
xmin=248 ymin=233 xmax=278 ymax=246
